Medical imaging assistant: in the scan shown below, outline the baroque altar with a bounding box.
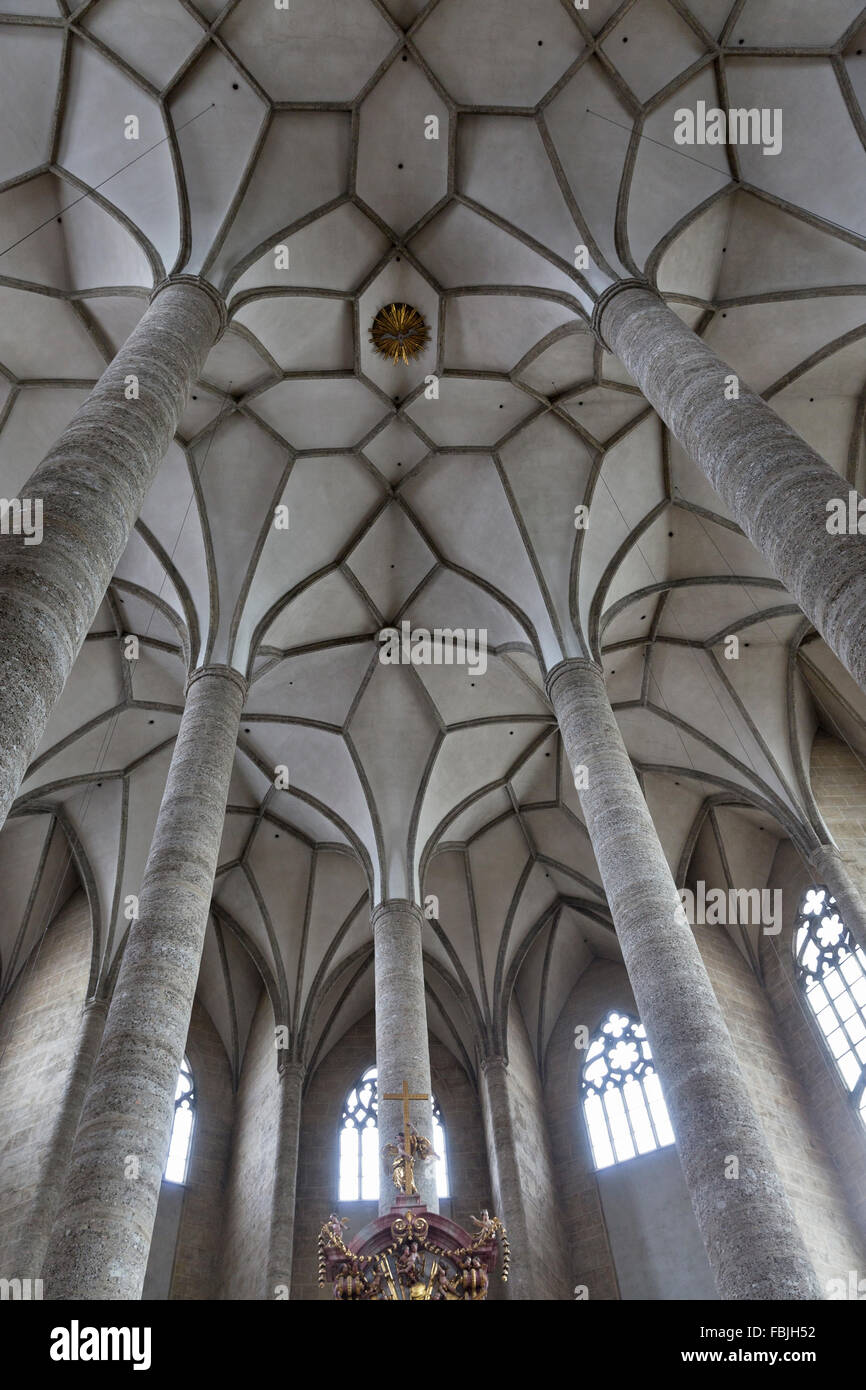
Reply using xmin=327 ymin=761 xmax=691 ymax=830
xmin=317 ymin=1078 xmax=509 ymax=1301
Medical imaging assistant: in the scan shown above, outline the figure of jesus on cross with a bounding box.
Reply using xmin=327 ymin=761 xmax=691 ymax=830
xmin=382 ymin=1079 xmax=439 ymax=1197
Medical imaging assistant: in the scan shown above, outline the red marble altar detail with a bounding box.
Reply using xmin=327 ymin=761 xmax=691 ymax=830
xmin=317 ymin=1195 xmax=509 ymax=1301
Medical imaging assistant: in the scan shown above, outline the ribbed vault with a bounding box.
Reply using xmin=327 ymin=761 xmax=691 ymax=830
xmin=1 ymin=0 xmax=865 ymax=1083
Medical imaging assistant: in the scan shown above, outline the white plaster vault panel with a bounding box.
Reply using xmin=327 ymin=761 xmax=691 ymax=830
xmin=0 ymin=0 xmax=864 ymax=1076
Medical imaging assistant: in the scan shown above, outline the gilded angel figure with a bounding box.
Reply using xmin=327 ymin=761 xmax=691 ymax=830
xmin=383 ymin=1123 xmax=439 ymax=1196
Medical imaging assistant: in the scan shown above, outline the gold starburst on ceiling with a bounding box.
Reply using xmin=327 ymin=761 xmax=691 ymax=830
xmin=369 ymin=302 xmax=430 ymax=365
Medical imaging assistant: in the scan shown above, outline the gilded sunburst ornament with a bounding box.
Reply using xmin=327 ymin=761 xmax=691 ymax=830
xmin=369 ymin=302 xmax=430 ymax=365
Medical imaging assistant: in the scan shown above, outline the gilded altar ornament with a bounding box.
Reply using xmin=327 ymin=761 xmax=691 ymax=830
xmin=369 ymin=302 xmax=430 ymax=365
xmin=317 ymin=1084 xmax=509 ymax=1300
xmin=384 ymin=1122 xmax=438 ymax=1197
xmin=316 ymin=1200 xmax=510 ymax=1300
xmin=390 ymin=1209 xmax=428 ymax=1245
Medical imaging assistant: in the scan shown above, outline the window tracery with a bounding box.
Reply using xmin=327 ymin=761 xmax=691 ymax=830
xmin=795 ymin=886 xmax=866 ymax=1129
xmin=581 ymin=1011 xmax=675 ymax=1169
xmin=164 ymin=1055 xmax=195 ymax=1184
xmin=338 ymin=1066 xmax=449 ymax=1200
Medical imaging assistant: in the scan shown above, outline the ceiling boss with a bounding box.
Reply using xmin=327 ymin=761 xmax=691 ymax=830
xmin=369 ymin=302 xmax=430 ymax=365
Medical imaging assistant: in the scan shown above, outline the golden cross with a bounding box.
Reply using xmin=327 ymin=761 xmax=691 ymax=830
xmin=382 ymin=1078 xmax=430 ymax=1141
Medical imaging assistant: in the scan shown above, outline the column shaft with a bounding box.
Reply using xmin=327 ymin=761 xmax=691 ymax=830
xmin=479 ymin=1056 xmax=531 ymax=1300
xmin=372 ymin=899 xmax=437 ymax=1213
xmin=0 ymin=280 xmax=223 ymax=830
xmin=42 ymin=665 xmax=244 ymax=1300
xmin=548 ymin=659 xmax=820 ymax=1301
xmin=266 ymin=1061 xmax=304 ymax=1300
xmin=808 ymin=844 xmax=866 ymax=957
xmin=10 ymin=998 xmax=107 ymax=1280
xmin=597 ymin=284 xmax=866 ymax=694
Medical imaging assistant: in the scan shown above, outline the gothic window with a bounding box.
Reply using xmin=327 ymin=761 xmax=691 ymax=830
xmin=339 ymin=1065 xmax=379 ymax=1201
xmin=581 ymin=1010 xmax=675 ymax=1169
xmin=795 ymin=886 xmax=866 ymax=1130
xmin=338 ymin=1065 xmax=450 ymax=1201
xmin=164 ymin=1055 xmax=195 ymax=1184
xmin=431 ymin=1094 xmax=449 ymax=1200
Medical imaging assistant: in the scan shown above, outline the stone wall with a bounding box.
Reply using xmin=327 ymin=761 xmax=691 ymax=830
xmin=292 ymin=1010 xmax=376 ymax=1302
xmin=596 ymin=1146 xmax=717 ymax=1300
xmin=481 ymin=996 xmax=570 ymax=1300
xmin=810 ymin=731 xmax=866 ymax=902
xmin=430 ymin=1035 xmax=493 ymax=1243
xmin=0 ymin=890 xmax=236 ymax=1300
xmin=219 ymin=987 xmax=282 ymax=1299
xmin=544 ymin=957 xmax=629 ymax=1301
xmin=0 ymin=890 xmax=91 ymax=1278
xmin=761 ymin=839 xmax=866 ymax=1266
xmin=7 ymin=810 xmax=862 ymax=1302
xmin=168 ymin=998 xmax=234 ymax=1299
xmin=542 ymin=926 xmax=866 ymax=1301
xmin=695 ymin=891 xmax=866 ymax=1291
xmin=543 ymin=956 xmax=713 ymax=1301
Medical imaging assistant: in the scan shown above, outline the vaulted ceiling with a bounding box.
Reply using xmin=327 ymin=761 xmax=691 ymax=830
xmin=1 ymin=0 xmax=865 ymax=1085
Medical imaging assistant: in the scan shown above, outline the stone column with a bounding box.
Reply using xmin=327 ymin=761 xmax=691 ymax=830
xmin=10 ymin=996 xmax=107 ymax=1281
xmin=808 ymin=844 xmax=866 ymax=957
xmin=547 ymin=658 xmax=821 ymax=1301
xmin=42 ymin=665 xmax=245 ymax=1300
xmin=479 ymin=1055 xmax=531 ymax=1300
xmin=595 ymin=282 xmax=866 ymax=695
xmin=0 ymin=277 xmax=224 ymax=832
xmin=266 ymin=1060 xmax=304 ymax=1300
xmin=371 ymin=899 xmax=437 ymax=1214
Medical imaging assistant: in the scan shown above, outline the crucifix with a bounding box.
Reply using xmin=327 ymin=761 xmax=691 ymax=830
xmin=382 ymin=1079 xmax=437 ymax=1197
xmin=382 ymin=1078 xmax=430 ymax=1139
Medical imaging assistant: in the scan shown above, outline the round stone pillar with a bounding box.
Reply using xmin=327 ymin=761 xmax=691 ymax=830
xmin=808 ymin=844 xmax=866 ymax=957
xmin=479 ymin=1055 xmax=531 ymax=1301
xmin=0 ymin=278 xmax=224 ymax=832
xmin=10 ymin=996 xmax=107 ymax=1281
xmin=371 ymin=899 xmax=437 ymax=1214
xmin=42 ymin=664 xmax=245 ymax=1300
xmin=266 ymin=1060 xmax=305 ymax=1300
xmin=547 ymin=657 xmax=821 ymax=1301
xmin=595 ymin=282 xmax=866 ymax=696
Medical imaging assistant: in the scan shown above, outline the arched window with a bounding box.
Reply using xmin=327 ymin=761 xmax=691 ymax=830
xmin=338 ymin=1065 xmax=449 ymax=1201
xmin=164 ymin=1055 xmax=195 ymax=1184
xmin=581 ymin=1010 xmax=675 ymax=1169
xmin=431 ymin=1094 xmax=449 ymax=1200
xmin=795 ymin=886 xmax=866 ymax=1130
